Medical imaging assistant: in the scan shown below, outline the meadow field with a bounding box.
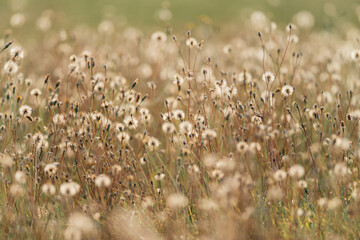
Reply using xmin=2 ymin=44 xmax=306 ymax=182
xmin=1 ymin=0 xmax=360 ymax=239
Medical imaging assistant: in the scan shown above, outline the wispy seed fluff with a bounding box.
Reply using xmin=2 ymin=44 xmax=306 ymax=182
xmin=30 ymin=88 xmax=41 ymax=97
xmin=154 ymin=173 xmax=165 ymax=181
xmin=60 ymin=182 xmax=80 ymax=196
xmin=10 ymin=47 xmax=25 ymax=60
xmin=95 ymin=174 xmax=112 ymax=188
xmin=273 ymin=169 xmax=287 ymax=182
xmin=123 ymin=116 xmax=138 ymax=129
xmin=44 ymin=163 xmax=58 ymax=176
xmin=64 ymin=227 xmax=81 ymax=240
xmin=14 ymin=171 xmax=26 ymax=184
xmin=262 ymin=71 xmax=275 ymax=83
xmin=198 ymin=198 xmax=218 ymax=211
xmin=351 ymin=188 xmax=360 ymax=201
xmin=0 ymin=154 xmax=14 ymax=167
xmin=151 ymin=31 xmax=167 ymax=42
xmin=327 ymin=197 xmax=342 ymax=211
xmin=179 ymin=121 xmax=192 ymax=133
xmin=333 ymin=162 xmax=350 ymax=178
xmin=201 ymin=129 xmax=217 ymax=140
xmin=173 ymin=109 xmax=185 ymax=120
xmin=167 ymin=193 xmax=189 ymax=210
xmin=288 ymin=164 xmax=305 ymax=179
xmin=267 ymin=185 xmax=284 ymax=201
xmin=238 ymin=71 xmax=252 ymax=83
xmin=117 ymin=132 xmax=130 ymax=143
xmin=237 ymin=141 xmax=249 ymax=153
xmin=162 ymin=122 xmax=176 ymax=134
xmin=42 ymin=182 xmax=56 ymax=195
xmin=110 ymin=165 xmax=122 ymax=175
xmin=147 ymin=137 xmax=160 ymax=151
xmin=317 ymin=198 xmax=328 ymax=208
xmin=65 ymin=212 xmax=97 ymax=239
xmin=351 ymin=49 xmax=360 ymax=61
xmin=53 ymin=114 xmax=65 ymax=125
xmin=4 ymin=61 xmax=18 ymax=74
xmin=10 ymin=184 xmax=24 ymax=198
xmin=297 ymin=180 xmax=308 ymax=189
xmin=281 ymin=85 xmax=294 ymax=97
xmin=19 ymin=105 xmax=32 ymax=116
xmin=186 ymin=37 xmax=198 ymax=48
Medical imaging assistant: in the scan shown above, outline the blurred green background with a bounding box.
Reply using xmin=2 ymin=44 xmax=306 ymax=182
xmin=0 ymin=0 xmax=359 ymax=31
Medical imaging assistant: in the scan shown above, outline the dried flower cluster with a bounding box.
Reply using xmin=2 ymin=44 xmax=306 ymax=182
xmin=1 ymin=7 xmax=360 ymax=240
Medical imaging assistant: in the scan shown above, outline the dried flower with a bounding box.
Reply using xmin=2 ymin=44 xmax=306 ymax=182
xmin=44 ymin=163 xmax=58 ymax=176
xmin=186 ymin=37 xmax=198 ymax=48
xmin=162 ymin=122 xmax=176 ymax=134
xmin=202 ymin=129 xmax=217 ymax=140
xmin=167 ymin=193 xmax=189 ymax=209
xmin=179 ymin=121 xmax=192 ymax=133
xmin=14 ymin=171 xmax=26 ymax=184
xmin=53 ymin=114 xmax=65 ymax=125
xmin=267 ymin=186 xmax=284 ymax=201
xmin=297 ymin=180 xmax=308 ymax=189
xmin=3 ymin=61 xmax=18 ymax=74
xmin=123 ymin=116 xmax=138 ymax=129
xmin=10 ymin=184 xmax=23 ymax=198
xmin=0 ymin=154 xmax=14 ymax=167
xmin=147 ymin=137 xmax=160 ymax=151
xmin=10 ymin=47 xmax=24 ymax=60
xmin=154 ymin=173 xmax=165 ymax=181
xmin=30 ymin=88 xmax=41 ymax=97
xmin=273 ymin=169 xmax=287 ymax=182
xmin=19 ymin=105 xmax=32 ymax=117
xmin=173 ymin=110 xmax=185 ymax=121
xmin=262 ymin=71 xmax=275 ymax=83
xmin=117 ymin=132 xmax=130 ymax=143
xmin=288 ymin=164 xmax=305 ymax=179
xmin=42 ymin=182 xmax=56 ymax=195
xmin=281 ymin=85 xmax=294 ymax=97
xmin=327 ymin=197 xmax=342 ymax=210
xmin=237 ymin=141 xmax=249 ymax=153
xmin=151 ymin=31 xmax=167 ymax=42
xmin=60 ymin=182 xmax=80 ymax=197
xmin=351 ymin=50 xmax=360 ymax=61
xmin=95 ymin=174 xmax=111 ymax=188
